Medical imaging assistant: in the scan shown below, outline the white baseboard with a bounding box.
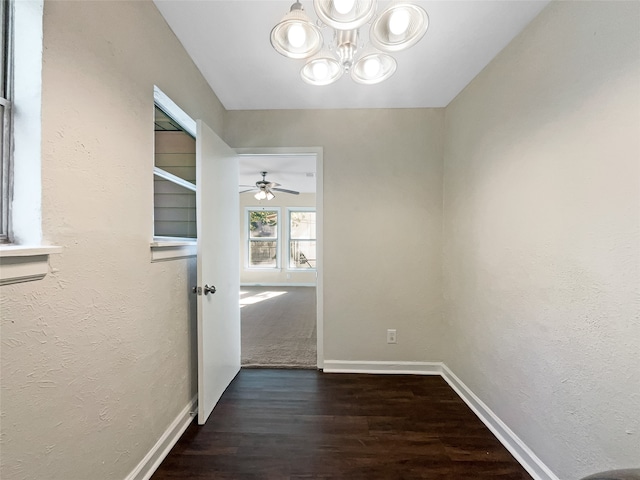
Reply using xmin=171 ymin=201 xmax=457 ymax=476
xmin=241 ymin=283 xmax=316 ymax=287
xmin=439 ymin=364 xmax=560 ymax=480
xmin=323 ymin=361 xmax=559 ymax=480
xmin=322 ymin=360 xmax=442 ymax=375
xmin=125 ymin=395 xmax=197 ymax=480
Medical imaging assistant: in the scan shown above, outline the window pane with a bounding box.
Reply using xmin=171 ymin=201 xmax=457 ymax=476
xmin=154 ymin=178 xmax=196 ymax=238
xmin=0 ymin=102 xmax=4 ymax=239
xmin=0 ymin=0 xmax=8 ymax=241
xmin=0 ymin=0 xmax=6 ymax=98
xmin=154 ymin=106 xmax=196 ymax=239
xmin=290 ymin=211 xmax=316 ymax=239
xmin=249 ymin=211 xmax=277 ymax=239
xmin=249 ymin=240 xmax=277 ymax=267
xmin=289 ymin=240 xmax=316 ymax=269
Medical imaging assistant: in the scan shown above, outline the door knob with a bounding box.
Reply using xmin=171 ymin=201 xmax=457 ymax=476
xmin=204 ymin=284 xmax=216 ymax=295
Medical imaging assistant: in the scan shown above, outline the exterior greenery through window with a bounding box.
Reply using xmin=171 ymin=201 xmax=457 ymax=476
xmin=0 ymin=0 xmax=12 ymax=243
xmin=248 ymin=209 xmax=279 ymax=268
xmin=289 ymin=210 xmax=316 ymax=269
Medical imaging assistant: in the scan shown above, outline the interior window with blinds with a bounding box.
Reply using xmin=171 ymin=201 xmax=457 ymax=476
xmin=153 ymin=106 xmax=196 ymax=239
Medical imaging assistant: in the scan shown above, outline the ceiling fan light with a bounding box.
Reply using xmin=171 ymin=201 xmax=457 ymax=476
xmin=266 ymin=191 xmax=275 ymax=201
xmin=271 ymin=3 xmax=324 ymax=59
xmin=313 ymin=0 xmax=377 ymax=30
xmin=351 ymin=52 xmax=396 ymax=84
xmin=370 ymin=3 xmax=428 ymax=52
xmin=301 ymin=54 xmax=343 ymax=85
xmin=254 ymin=190 xmax=267 ymax=200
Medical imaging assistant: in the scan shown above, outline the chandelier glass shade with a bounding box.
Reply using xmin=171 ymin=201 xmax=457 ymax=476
xmin=270 ymin=0 xmax=428 ymax=86
xmin=270 ymin=3 xmax=324 ymax=59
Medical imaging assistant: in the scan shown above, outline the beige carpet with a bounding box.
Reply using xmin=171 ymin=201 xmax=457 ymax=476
xmin=240 ymin=286 xmax=317 ymax=369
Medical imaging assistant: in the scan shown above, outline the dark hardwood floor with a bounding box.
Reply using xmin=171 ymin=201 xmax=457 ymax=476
xmin=151 ymin=369 xmax=533 ymax=479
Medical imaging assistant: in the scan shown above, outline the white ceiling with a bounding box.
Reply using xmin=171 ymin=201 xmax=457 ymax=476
xmin=153 ymin=0 xmax=550 ymax=111
xmin=154 ymin=0 xmax=549 ymax=193
xmin=238 ymin=155 xmax=317 ymax=194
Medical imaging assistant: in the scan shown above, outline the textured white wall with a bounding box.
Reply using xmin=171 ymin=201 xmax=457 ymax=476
xmin=0 ymin=1 xmax=226 ymax=479
xmin=4 ymin=1 xmax=637 ymax=479
xmin=442 ymin=2 xmax=640 ymax=478
xmin=240 ymin=192 xmax=317 ymax=285
xmin=225 ymin=109 xmax=445 ymax=363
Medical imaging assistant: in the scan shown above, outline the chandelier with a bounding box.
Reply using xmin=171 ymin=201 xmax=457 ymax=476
xmin=270 ymin=0 xmax=429 ymax=86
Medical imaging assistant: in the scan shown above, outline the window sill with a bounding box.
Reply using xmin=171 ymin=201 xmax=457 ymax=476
xmin=150 ymin=240 xmax=197 ymax=262
xmin=0 ymin=245 xmax=63 ymax=285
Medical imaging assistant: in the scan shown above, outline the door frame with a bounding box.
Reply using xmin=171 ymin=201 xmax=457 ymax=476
xmin=153 ymin=86 xmax=241 ymax=419
xmin=235 ymin=147 xmax=324 ymax=369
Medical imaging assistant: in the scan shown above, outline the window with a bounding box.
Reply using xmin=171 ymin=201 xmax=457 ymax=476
xmin=0 ymin=0 xmax=12 ymax=243
xmin=288 ymin=209 xmax=316 ymax=270
xmin=153 ymin=105 xmax=197 ymax=239
xmin=247 ymin=208 xmax=279 ymax=268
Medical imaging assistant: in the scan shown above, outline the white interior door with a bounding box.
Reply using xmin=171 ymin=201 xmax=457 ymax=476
xmin=196 ymin=119 xmax=240 ymax=425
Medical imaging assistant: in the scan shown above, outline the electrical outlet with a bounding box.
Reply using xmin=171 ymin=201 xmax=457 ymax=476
xmin=387 ymin=329 xmax=397 ymax=344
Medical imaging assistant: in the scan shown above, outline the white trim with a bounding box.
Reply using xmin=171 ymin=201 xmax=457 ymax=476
xmin=11 ymin=0 xmax=44 ymax=245
xmin=153 ymin=167 xmax=196 ymax=192
xmin=125 ymin=395 xmax=197 ymax=480
xmin=236 ymin=146 xmax=324 ymax=368
xmin=241 ymin=282 xmax=316 ymax=287
xmin=150 ymin=241 xmax=197 ymax=262
xmin=151 ymin=87 xmax=197 ymax=242
xmin=322 ymin=360 xmax=443 ymax=375
xmin=0 ymin=245 xmax=62 ymax=285
xmin=0 ymin=245 xmax=62 ymax=257
xmin=153 ymin=86 xmax=196 ymax=137
xmin=322 ymin=361 xmax=559 ymax=480
xmin=439 ymin=364 xmax=560 ymax=480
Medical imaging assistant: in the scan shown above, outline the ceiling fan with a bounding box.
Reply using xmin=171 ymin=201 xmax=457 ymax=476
xmin=240 ymin=171 xmax=300 ymax=200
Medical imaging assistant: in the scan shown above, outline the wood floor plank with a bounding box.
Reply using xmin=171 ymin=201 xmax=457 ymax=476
xmin=151 ymin=369 xmax=533 ymax=479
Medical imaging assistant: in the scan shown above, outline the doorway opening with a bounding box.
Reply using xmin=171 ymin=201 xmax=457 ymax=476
xmin=236 ymin=149 xmax=323 ymax=369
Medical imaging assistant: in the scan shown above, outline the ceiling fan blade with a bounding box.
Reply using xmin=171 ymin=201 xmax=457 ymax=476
xmin=266 ymin=182 xmax=280 ymax=188
xmin=239 ymin=188 xmax=258 ymax=194
xmin=272 ymin=187 xmax=299 ymax=195
xmin=239 ymin=184 xmax=255 ymax=187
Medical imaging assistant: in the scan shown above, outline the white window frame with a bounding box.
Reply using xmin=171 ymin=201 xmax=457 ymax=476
xmin=0 ymin=0 xmax=12 ymax=243
xmin=152 ymin=113 xmax=197 ymax=241
xmin=0 ymin=0 xmax=62 ymax=285
xmin=286 ymin=207 xmax=316 ymax=271
xmin=245 ymin=206 xmax=281 ymax=270
xmin=150 ymin=86 xmax=197 ymax=262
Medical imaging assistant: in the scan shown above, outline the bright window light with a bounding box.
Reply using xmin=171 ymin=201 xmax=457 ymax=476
xmin=239 ymin=291 xmax=287 ymax=308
